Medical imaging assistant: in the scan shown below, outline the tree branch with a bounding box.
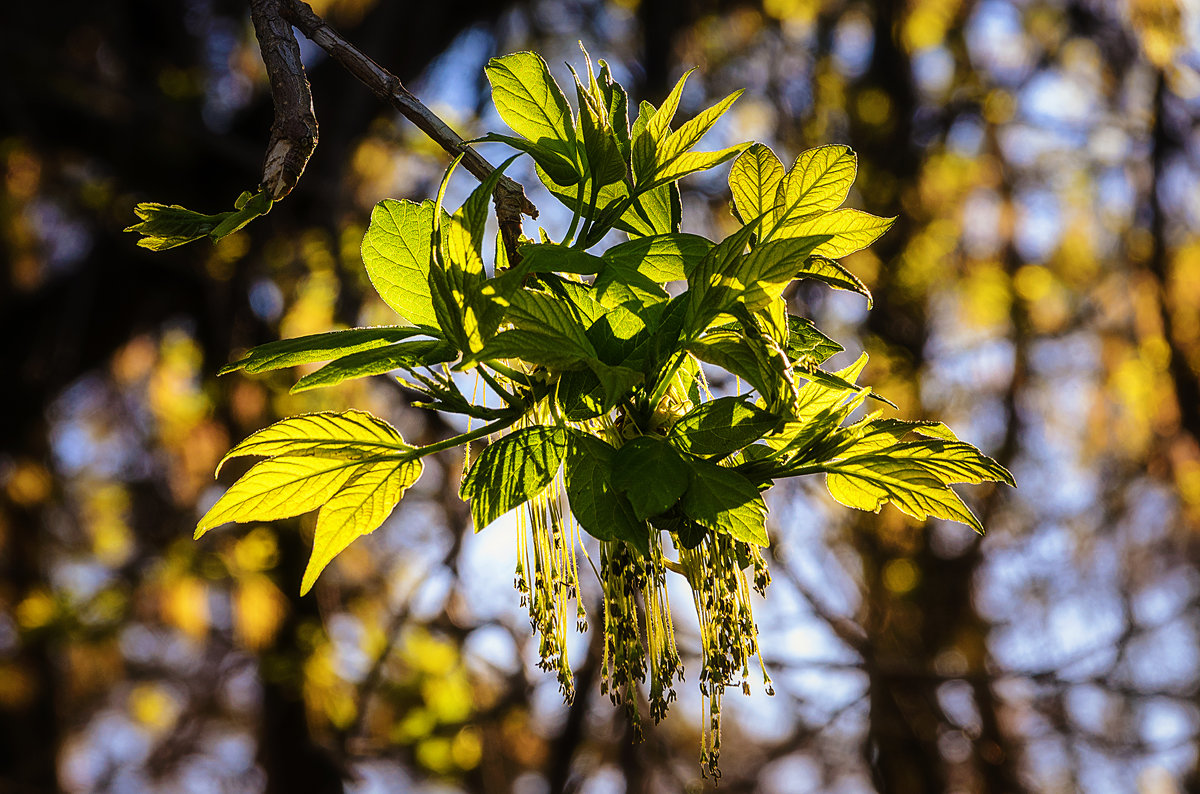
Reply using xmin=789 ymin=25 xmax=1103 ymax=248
xmin=275 ymin=0 xmax=537 ymax=263
xmin=249 ymin=0 xmax=319 ymax=199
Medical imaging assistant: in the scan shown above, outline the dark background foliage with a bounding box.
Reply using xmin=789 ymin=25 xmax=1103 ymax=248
xmin=2 ymin=0 xmax=1199 ymax=792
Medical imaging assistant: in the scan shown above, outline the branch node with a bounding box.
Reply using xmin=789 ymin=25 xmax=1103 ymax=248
xmin=250 ymin=0 xmax=319 ymax=200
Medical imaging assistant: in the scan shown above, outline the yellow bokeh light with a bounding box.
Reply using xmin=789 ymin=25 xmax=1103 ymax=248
xmin=883 ymin=558 xmax=920 ymax=595
xmin=128 ymin=683 xmax=181 ymax=732
xmin=5 ymin=462 xmax=52 ymax=507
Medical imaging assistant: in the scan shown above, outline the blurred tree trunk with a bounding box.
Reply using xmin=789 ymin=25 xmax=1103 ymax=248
xmin=848 ymin=2 xmax=1023 ymax=792
xmin=0 ymin=496 xmax=61 ymax=793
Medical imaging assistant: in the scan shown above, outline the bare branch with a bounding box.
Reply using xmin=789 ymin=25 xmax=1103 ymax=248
xmin=278 ymin=0 xmax=537 ymax=263
xmin=249 ymin=0 xmax=319 ymax=199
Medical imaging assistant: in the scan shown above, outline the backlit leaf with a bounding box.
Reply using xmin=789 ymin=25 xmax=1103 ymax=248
xmin=769 ymin=145 xmax=857 ymax=235
xmin=563 ymin=431 xmax=648 ymax=553
xmin=670 ymin=396 xmax=779 ymax=459
xmin=680 ymin=459 xmax=768 ymax=545
xmin=460 ymin=426 xmax=569 ymax=531
xmin=782 ymin=209 xmax=896 ymax=258
xmin=785 ymin=316 xmax=843 ymax=367
xmin=683 ymin=221 xmax=761 ymax=339
xmin=729 ymin=143 xmax=784 ymax=224
xmin=217 ymin=410 xmax=414 ymax=473
xmin=302 ymin=456 xmax=423 ymax=594
xmin=220 ymin=327 xmax=428 ymax=375
xmin=361 ymin=199 xmax=444 ymax=329
xmin=472 ymin=288 xmax=598 ymax=370
xmin=825 ymin=458 xmax=983 ymax=530
xmin=611 ymin=436 xmax=693 ymax=519
xmin=736 ymin=235 xmax=832 ymax=310
xmin=640 ymin=145 xmax=750 ymax=193
xmin=290 ymin=340 xmax=457 ymax=393
xmin=196 ymin=411 xmax=423 ymax=594
xmin=795 ymin=255 xmax=873 ymax=306
xmin=601 ymin=233 xmax=713 ymax=282
xmin=649 ymin=89 xmax=743 ymax=184
xmin=486 ymin=52 xmax=579 ymax=180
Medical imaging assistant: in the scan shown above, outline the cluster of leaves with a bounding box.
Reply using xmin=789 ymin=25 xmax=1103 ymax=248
xmin=148 ymin=50 xmax=1012 ymax=774
xmin=127 ymin=188 xmax=274 ymax=250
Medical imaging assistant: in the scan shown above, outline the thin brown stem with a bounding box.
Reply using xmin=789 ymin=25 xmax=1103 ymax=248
xmin=276 ymin=0 xmax=537 ymax=263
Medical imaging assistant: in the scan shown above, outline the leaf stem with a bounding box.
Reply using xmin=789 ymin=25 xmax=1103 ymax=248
xmin=574 ymin=173 xmax=603 ymax=247
xmin=487 ymin=361 xmax=535 ymax=389
xmin=478 ymin=366 xmax=522 ymax=408
xmin=561 ymin=181 xmax=585 ymax=245
xmin=661 ymin=557 xmax=689 ymax=579
xmin=647 ymin=351 xmax=684 ymax=411
xmin=767 ymin=462 xmax=827 ymax=479
xmin=414 ymin=415 xmax=520 ymax=459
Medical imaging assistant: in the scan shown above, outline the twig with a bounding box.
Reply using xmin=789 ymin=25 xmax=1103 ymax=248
xmin=275 ymin=0 xmax=538 ymax=264
xmin=248 ymin=0 xmax=319 ymax=199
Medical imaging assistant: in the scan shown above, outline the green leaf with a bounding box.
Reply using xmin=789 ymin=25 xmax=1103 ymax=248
xmin=475 ymin=132 xmax=581 ymax=186
xmin=585 ymin=298 xmax=653 ymax=359
xmin=486 ymin=52 xmax=580 ymax=179
xmin=682 ymin=221 xmax=761 ymax=340
xmin=472 ymin=288 xmax=598 ymax=370
xmin=670 ymin=396 xmax=779 ymax=459
xmin=429 ymin=155 xmax=518 ymax=353
xmin=688 ymin=325 xmax=796 ymax=411
xmin=601 ymin=233 xmax=713 ymax=282
xmin=127 ymin=203 xmax=232 ymax=250
xmin=126 ymin=190 xmax=273 ymax=250
xmin=812 ymin=421 xmax=1012 ymax=532
xmin=823 ymin=458 xmax=983 ymax=532
xmin=769 ymin=144 xmax=857 ymax=236
xmin=574 ymin=77 xmax=627 ymax=190
xmin=794 ymin=351 xmax=868 ymax=418
xmin=220 ymin=327 xmax=429 ymax=375
xmin=781 ymin=209 xmax=896 ymax=258
xmin=290 ymin=340 xmax=457 ymax=393
xmin=639 ymin=145 xmax=750 ymax=193
xmin=785 ymin=316 xmax=843 ymax=367
xmin=843 ymin=438 xmax=1014 ymax=488
xmin=765 ymin=392 xmax=869 ymax=465
xmin=563 ymin=431 xmax=648 ymax=553
xmin=303 ymin=457 xmax=423 ymax=594
xmin=517 ymin=243 xmax=607 ymax=275
xmin=361 ymin=199 xmax=445 ymax=329
xmin=680 ymin=459 xmax=768 ymax=545
xmin=593 ymin=266 xmax=670 ymax=308
xmin=216 ymin=410 xmax=415 ymax=473
xmin=795 ymin=255 xmax=873 ymax=306
xmin=210 ymin=190 xmax=274 ymax=239
xmin=658 ymin=90 xmax=742 ymax=163
xmin=446 ymin=155 xmax=521 ymax=279
xmin=798 ymin=364 xmax=884 ymax=401
xmin=199 ymin=457 xmax=378 ymax=533
xmin=588 ymin=361 xmax=644 ymax=410
xmin=843 ymin=419 xmax=959 ymax=454
xmin=535 ymin=168 xmax=673 ymax=240
xmin=735 ymin=235 xmax=833 ymax=311
xmin=596 ymin=59 xmax=631 ymax=159
xmin=460 ymin=426 xmax=569 ymax=531
xmin=196 ymin=410 xmax=423 ymax=595
xmin=631 ymin=72 xmax=694 ymax=182
xmin=556 ymin=280 xmax=609 ymax=326
xmin=729 ymin=143 xmax=784 ymax=224
xmin=625 ymin=182 xmax=681 ymax=237
xmin=611 ymin=436 xmax=693 ymax=519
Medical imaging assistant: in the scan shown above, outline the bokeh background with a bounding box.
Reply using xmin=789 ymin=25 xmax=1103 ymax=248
xmin=3 ymin=0 xmax=1200 ymax=791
